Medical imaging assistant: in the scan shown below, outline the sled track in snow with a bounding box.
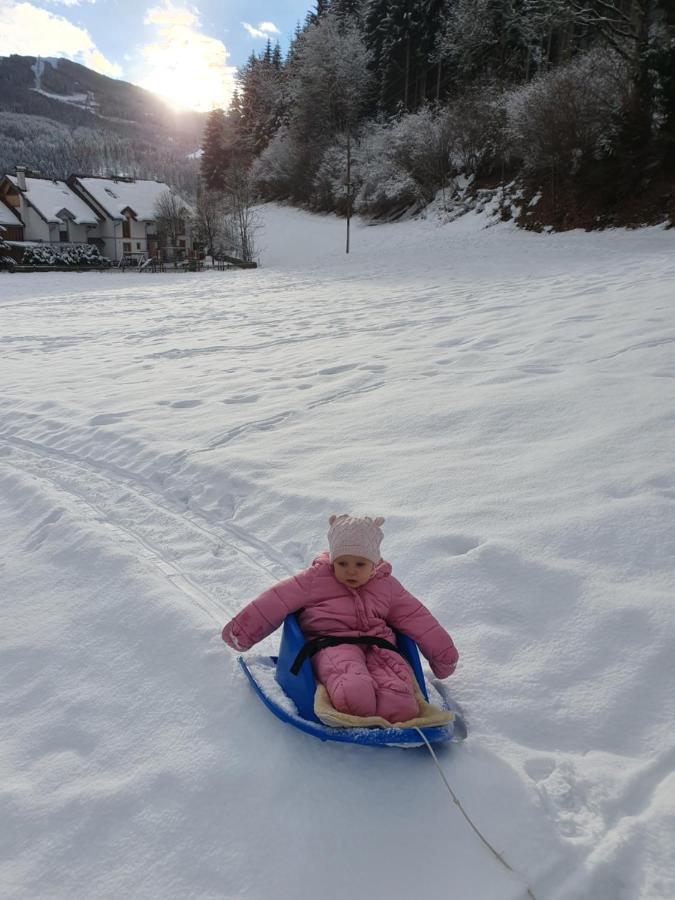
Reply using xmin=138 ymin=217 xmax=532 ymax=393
xmin=0 ymin=430 xmax=293 ymax=624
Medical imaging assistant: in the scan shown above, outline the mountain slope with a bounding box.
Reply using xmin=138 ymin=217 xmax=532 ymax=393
xmin=0 ymin=55 xmax=207 ymax=188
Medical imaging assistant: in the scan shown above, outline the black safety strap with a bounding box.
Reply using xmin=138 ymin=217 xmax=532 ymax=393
xmin=290 ymin=635 xmax=404 ymax=675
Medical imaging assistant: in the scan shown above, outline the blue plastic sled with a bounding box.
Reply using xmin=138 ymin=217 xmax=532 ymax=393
xmin=238 ymin=614 xmax=461 ymax=747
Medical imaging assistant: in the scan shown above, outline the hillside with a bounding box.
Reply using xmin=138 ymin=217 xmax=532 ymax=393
xmin=0 ymin=55 xmax=207 ymax=191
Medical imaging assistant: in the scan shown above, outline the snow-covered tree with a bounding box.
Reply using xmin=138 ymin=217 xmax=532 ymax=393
xmin=237 ymin=45 xmax=286 ymax=157
xmin=289 ymin=12 xmax=371 ymax=136
xmin=200 ymin=109 xmax=230 ymax=191
xmin=251 ymin=126 xmax=306 ymax=201
xmin=252 ymin=11 xmax=371 ymax=202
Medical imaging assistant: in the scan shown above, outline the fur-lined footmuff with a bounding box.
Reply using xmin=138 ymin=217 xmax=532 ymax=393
xmin=314 ymin=680 xmax=454 ymax=730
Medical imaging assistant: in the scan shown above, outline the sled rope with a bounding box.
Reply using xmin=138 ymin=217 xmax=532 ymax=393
xmin=414 ymin=728 xmax=537 ymax=900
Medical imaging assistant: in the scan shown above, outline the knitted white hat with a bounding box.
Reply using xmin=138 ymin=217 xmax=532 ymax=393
xmin=327 ymin=515 xmax=385 ymax=565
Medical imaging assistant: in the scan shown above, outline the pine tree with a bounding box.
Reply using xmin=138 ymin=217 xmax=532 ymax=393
xmin=200 ymin=108 xmax=229 ymax=190
xmin=306 ymin=0 xmax=331 ymax=26
xmin=365 ymin=0 xmax=434 ymax=113
xmin=332 ymin=0 xmax=364 ymax=24
xmin=237 ymin=48 xmax=286 ymax=157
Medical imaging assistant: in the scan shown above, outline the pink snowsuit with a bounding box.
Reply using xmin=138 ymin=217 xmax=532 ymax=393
xmin=222 ymin=552 xmax=458 ymax=723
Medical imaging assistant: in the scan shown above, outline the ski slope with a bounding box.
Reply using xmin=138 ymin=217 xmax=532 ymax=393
xmin=1 ymin=205 xmax=674 ymax=900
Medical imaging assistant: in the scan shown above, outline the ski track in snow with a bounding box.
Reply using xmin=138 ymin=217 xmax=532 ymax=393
xmin=1 ymin=205 xmax=674 ymax=900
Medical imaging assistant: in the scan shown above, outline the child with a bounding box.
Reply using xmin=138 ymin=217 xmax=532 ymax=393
xmin=222 ymin=515 xmax=459 ymax=724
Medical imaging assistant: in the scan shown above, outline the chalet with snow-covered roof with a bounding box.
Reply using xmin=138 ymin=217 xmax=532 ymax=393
xmin=68 ymin=175 xmax=191 ymax=262
xmin=0 ymin=167 xmax=100 ymax=244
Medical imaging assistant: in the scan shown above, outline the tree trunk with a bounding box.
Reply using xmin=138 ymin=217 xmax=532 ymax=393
xmin=346 ymin=128 xmax=352 ymax=255
xmin=404 ymin=36 xmax=410 ymax=109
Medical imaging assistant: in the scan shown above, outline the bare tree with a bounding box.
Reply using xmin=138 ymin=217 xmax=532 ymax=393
xmin=570 ymin=0 xmax=671 ymax=142
xmin=153 ymin=190 xmax=189 ymax=255
xmin=192 ymin=188 xmax=225 ymax=256
xmin=223 ymin=166 xmax=259 ymax=262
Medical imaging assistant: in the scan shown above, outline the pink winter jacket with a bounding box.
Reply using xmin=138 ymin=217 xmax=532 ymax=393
xmin=222 ymin=552 xmax=458 ymax=678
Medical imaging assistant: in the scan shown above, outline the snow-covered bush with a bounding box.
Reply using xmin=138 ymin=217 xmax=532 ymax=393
xmin=355 ymin=125 xmax=421 ymax=218
xmin=311 ymin=140 xmax=352 ymax=213
xmin=351 ymin=110 xmax=458 ymax=217
xmin=447 ymin=89 xmax=507 ymax=176
xmin=505 ymin=49 xmax=629 ymax=176
xmin=0 ymin=236 xmax=15 ymax=270
xmin=387 ymin=107 xmax=455 ymax=202
xmin=308 ymin=101 xmax=506 ymax=217
xmin=21 ymin=243 xmax=110 ymax=267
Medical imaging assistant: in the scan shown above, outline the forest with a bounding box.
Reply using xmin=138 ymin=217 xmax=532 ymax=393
xmin=201 ymin=0 xmax=675 ymax=230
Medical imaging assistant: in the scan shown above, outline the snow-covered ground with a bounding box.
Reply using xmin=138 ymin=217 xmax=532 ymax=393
xmin=1 ymin=205 xmax=674 ymax=900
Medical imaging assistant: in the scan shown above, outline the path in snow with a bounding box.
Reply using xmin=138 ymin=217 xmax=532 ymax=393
xmin=1 ymin=205 xmax=674 ymax=899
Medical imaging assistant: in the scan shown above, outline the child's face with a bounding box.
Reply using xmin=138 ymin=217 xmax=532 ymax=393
xmin=332 ymin=555 xmax=375 ymax=588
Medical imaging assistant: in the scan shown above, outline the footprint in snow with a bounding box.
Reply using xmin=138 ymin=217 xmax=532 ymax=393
xmin=222 ymin=394 xmax=259 ymax=404
xmin=318 ymin=364 xmax=358 ymax=376
xmin=170 ymin=399 xmax=202 ymax=409
xmin=87 ymin=413 xmax=127 ymax=426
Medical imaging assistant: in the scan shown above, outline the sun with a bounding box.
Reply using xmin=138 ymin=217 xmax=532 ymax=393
xmin=138 ymin=8 xmax=236 ymax=112
xmin=141 ymin=58 xmax=234 ymax=112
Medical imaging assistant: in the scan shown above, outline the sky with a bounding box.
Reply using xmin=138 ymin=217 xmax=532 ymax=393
xmin=0 ymin=0 xmax=313 ymax=111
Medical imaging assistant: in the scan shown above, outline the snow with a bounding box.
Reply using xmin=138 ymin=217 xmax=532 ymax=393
xmin=75 ymin=177 xmax=178 ymax=221
xmin=0 ymin=202 xmax=22 ymax=227
xmin=6 ymin=175 xmax=99 ymax=225
xmin=0 ymin=204 xmax=674 ymax=900
xmin=31 ymin=88 xmax=95 ymax=110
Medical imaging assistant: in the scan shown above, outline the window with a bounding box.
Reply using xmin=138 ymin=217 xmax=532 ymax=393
xmin=59 ymin=227 xmax=68 ymax=242
xmin=136 ymin=242 xmax=141 ymax=250
xmin=122 ymin=218 xmax=131 ymax=239
xmin=123 ymin=242 xmax=131 ymax=252
xmin=179 ymin=239 xmax=186 ymax=247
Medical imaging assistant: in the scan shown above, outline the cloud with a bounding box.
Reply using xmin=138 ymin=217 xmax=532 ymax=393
xmin=44 ymin=0 xmax=99 ymax=6
xmin=242 ymin=20 xmax=280 ymax=40
xmin=144 ymin=3 xmax=197 ymax=28
xmin=0 ymin=1 xmax=121 ymax=76
xmin=137 ymin=2 xmax=237 ymax=111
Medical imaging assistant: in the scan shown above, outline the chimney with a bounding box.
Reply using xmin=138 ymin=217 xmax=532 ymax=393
xmin=16 ymin=166 xmax=27 ymax=191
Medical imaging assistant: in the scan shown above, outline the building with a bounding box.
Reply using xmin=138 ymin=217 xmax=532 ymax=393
xmin=0 ymin=167 xmax=100 ymax=244
xmin=68 ymin=175 xmax=190 ymax=262
xmin=0 ymin=166 xmax=193 ymax=263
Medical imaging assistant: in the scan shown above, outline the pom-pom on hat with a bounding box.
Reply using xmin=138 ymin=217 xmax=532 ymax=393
xmin=327 ymin=514 xmax=385 ymax=565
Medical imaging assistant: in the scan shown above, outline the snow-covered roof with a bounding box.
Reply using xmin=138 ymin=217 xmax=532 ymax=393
xmin=0 ymin=201 xmax=22 ymax=227
xmin=75 ymin=177 xmax=177 ymax=221
xmin=6 ymin=175 xmax=98 ymax=225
